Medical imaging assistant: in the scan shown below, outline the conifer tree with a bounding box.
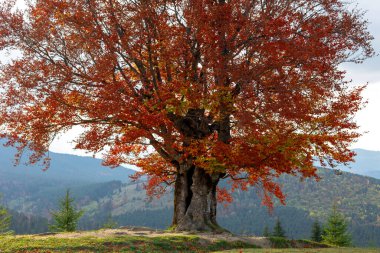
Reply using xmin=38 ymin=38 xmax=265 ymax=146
xmin=311 ymin=220 xmax=323 ymax=242
xmin=263 ymin=225 xmax=270 ymax=237
xmin=272 ymin=218 xmax=286 ymax=238
xmin=322 ymin=206 xmax=351 ymax=246
xmin=101 ymin=214 xmax=118 ymax=229
xmin=49 ymin=190 xmax=84 ymax=232
xmin=0 ymin=195 xmax=12 ymax=235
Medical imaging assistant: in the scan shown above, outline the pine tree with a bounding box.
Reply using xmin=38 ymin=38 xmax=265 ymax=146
xmin=0 ymin=195 xmax=12 ymax=235
xmin=263 ymin=225 xmax=270 ymax=237
xmin=272 ymin=218 xmax=286 ymax=238
xmin=322 ymin=206 xmax=351 ymax=246
xmin=311 ymin=220 xmax=323 ymax=242
xmin=101 ymin=214 xmax=118 ymax=229
xmin=49 ymin=190 xmax=84 ymax=232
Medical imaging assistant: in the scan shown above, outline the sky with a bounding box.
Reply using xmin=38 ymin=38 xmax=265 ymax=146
xmin=339 ymin=0 xmax=380 ymax=151
xmin=2 ymin=0 xmax=380 ymax=156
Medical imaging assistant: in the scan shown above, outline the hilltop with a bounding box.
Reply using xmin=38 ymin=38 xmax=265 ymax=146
xmin=0 ymin=226 xmax=333 ymax=253
xmin=2 ymin=227 xmax=380 ymax=253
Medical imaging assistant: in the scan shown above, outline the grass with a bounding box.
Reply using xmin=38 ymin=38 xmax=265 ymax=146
xmin=214 ymin=249 xmax=380 ymax=253
xmin=0 ymin=234 xmax=255 ymax=253
xmin=0 ymin=233 xmax=378 ymax=253
xmin=267 ymin=237 xmax=330 ymax=249
xmin=213 ymin=237 xmax=379 ymax=253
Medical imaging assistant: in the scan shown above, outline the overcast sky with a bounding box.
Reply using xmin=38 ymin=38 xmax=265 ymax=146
xmin=340 ymin=0 xmax=380 ymax=151
xmin=2 ymin=0 xmax=380 ymax=155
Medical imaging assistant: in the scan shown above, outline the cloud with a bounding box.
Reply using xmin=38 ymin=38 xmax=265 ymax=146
xmin=352 ymin=82 xmax=380 ymax=151
xmin=341 ymin=1 xmax=380 ymax=83
xmin=342 ymin=0 xmax=380 ymax=150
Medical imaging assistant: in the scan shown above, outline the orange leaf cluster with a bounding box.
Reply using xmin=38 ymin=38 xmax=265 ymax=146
xmin=0 ymin=0 xmax=373 ymax=207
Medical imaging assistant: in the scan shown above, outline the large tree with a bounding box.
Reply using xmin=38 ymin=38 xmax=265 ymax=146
xmin=0 ymin=0 xmax=373 ymax=231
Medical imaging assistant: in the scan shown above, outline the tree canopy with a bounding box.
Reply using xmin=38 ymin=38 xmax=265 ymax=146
xmin=0 ymin=0 xmax=373 ymax=231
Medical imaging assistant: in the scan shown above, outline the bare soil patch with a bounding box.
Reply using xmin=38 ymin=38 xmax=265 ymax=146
xmin=26 ymin=226 xmax=272 ymax=248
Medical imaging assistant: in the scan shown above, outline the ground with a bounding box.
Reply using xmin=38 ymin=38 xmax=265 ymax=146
xmin=216 ymin=250 xmax=380 ymax=253
xmin=0 ymin=227 xmax=378 ymax=253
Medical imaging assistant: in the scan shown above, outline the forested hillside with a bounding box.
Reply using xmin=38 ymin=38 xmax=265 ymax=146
xmin=2 ymin=168 xmax=379 ymax=247
xmin=77 ymin=169 xmax=380 ymax=247
xmin=1 ymin=142 xmax=379 ymax=246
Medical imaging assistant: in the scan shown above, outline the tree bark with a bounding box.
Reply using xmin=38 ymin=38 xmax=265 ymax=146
xmin=168 ymin=109 xmax=227 ymax=232
xmin=172 ymin=163 xmax=193 ymax=226
xmin=172 ymin=164 xmax=224 ymax=232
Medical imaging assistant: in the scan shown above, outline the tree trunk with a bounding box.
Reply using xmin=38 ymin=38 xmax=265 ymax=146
xmin=168 ymin=109 xmax=228 ymax=232
xmin=172 ymin=164 xmax=224 ymax=232
xmin=172 ymin=163 xmax=193 ymax=226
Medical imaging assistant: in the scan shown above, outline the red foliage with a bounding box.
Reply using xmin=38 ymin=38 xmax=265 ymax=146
xmin=0 ymin=0 xmax=373 ymax=207
xmin=216 ymin=187 xmax=233 ymax=205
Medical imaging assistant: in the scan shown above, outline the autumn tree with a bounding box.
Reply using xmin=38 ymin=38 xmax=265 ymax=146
xmin=0 ymin=0 xmax=373 ymax=231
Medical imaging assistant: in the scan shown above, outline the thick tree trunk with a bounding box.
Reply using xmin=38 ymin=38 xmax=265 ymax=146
xmin=172 ymin=164 xmax=223 ymax=232
xmin=168 ymin=109 xmax=228 ymax=232
xmin=172 ymin=163 xmax=193 ymax=226
xmin=209 ymin=175 xmax=220 ymax=225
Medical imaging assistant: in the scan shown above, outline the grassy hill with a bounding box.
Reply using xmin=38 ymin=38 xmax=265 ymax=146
xmin=0 ymin=228 xmax=378 ymax=253
xmin=0 ymin=233 xmax=255 ymax=253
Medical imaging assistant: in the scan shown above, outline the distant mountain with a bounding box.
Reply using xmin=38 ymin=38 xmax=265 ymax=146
xmin=336 ymin=149 xmax=380 ymax=179
xmin=1 ymin=139 xmax=379 ymax=181
xmin=0 ymin=141 xmax=134 ymax=215
xmin=0 ymin=141 xmax=134 ymax=184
